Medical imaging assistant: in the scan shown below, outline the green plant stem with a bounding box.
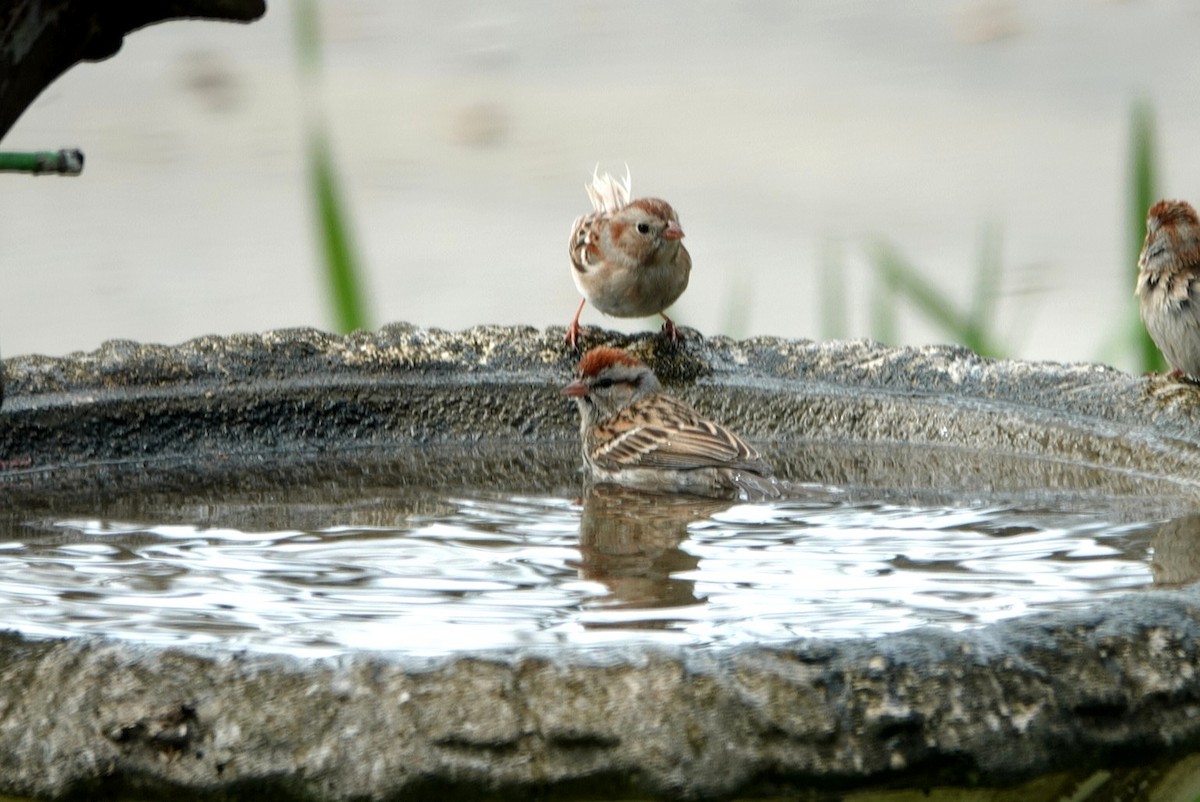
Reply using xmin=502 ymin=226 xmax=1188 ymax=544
xmin=308 ymin=127 xmax=370 ymax=333
xmin=818 ymin=239 xmax=848 ymax=340
xmin=869 ymin=239 xmax=1005 ymax=358
xmin=967 ymin=223 xmax=1002 ymax=339
xmin=0 ymin=149 xmax=84 ymax=175
xmin=293 ymin=0 xmax=321 ymax=75
xmin=1128 ymin=99 xmax=1165 ymax=374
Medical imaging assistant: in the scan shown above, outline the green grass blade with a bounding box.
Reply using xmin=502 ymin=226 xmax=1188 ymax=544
xmin=308 ymin=128 xmax=371 ymax=333
xmin=293 ymin=0 xmax=321 ymax=75
xmin=1128 ymin=98 xmax=1166 ymax=373
xmin=872 ymin=240 xmax=961 ymax=334
xmin=869 ymin=239 xmax=1004 ymax=357
xmin=869 ymin=253 xmax=898 ymax=345
xmin=818 ymin=238 xmax=848 ymax=340
xmin=968 ymin=222 xmax=1003 ymax=342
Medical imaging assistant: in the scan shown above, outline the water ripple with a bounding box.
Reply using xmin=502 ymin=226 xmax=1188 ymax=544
xmin=0 ymin=488 xmax=1167 ymax=655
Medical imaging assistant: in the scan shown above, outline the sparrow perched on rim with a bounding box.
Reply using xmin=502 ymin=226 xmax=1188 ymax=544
xmin=562 ymin=346 xmax=779 ymax=499
xmin=1136 ymin=199 xmax=1200 ymax=380
xmin=566 ymin=168 xmax=691 ymax=349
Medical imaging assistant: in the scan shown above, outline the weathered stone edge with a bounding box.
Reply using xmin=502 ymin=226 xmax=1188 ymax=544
xmin=5 ymin=323 xmax=1195 ymax=434
xmin=5 ymin=324 xmax=1200 ymax=505
xmin=0 ymin=584 xmax=1196 ymax=800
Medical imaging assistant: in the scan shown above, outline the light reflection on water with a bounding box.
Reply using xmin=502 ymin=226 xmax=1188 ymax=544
xmin=0 ymin=485 xmax=1173 ymax=656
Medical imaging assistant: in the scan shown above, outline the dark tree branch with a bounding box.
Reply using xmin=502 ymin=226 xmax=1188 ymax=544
xmin=0 ymin=0 xmax=267 ymax=141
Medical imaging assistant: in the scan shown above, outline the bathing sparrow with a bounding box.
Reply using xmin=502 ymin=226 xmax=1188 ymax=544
xmin=1136 ymin=199 xmax=1200 ymax=379
xmin=566 ymin=169 xmax=691 ymax=349
xmin=562 ymin=346 xmax=778 ymax=498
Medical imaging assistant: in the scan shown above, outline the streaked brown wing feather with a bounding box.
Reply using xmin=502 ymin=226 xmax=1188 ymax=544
xmin=645 ymin=422 xmax=765 ymax=469
xmin=570 ymin=212 xmax=606 ymax=273
xmin=1168 ymin=271 xmax=1200 ymax=305
xmin=590 ymin=394 xmax=769 ymax=473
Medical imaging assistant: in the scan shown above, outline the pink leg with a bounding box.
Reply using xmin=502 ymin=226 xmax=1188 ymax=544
xmin=566 ymin=298 xmax=587 ymax=349
xmin=659 ymin=312 xmax=681 ymax=342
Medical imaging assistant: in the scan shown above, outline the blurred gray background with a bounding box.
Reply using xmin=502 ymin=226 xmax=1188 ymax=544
xmin=3 ymin=0 xmax=1200 ymax=367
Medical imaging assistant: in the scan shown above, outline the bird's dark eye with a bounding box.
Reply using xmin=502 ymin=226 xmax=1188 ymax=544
xmin=595 ymin=377 xmax=614 ymax=389
xmin=636 ymin=222 xmax=651 ymax=234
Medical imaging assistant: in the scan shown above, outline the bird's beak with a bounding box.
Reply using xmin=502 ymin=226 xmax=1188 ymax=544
xmin=562 ymin=380 xmax=588 ymax=398
xmin=662 ymin=220 xmax=685 ymax=241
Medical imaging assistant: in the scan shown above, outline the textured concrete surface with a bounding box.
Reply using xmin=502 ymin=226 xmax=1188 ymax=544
xmin=3 ymin=324 xmax=1200 ymax=799
xmin=4 ymin=323 xmax=1200 ymax=508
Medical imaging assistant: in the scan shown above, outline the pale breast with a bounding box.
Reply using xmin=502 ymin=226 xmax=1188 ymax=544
xmin=1140 ymin=272 xmax=1200 ymax=378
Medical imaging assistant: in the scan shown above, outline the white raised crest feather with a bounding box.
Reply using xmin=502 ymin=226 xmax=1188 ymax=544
xmin=584 ymin=165 xmax=632 ymax=215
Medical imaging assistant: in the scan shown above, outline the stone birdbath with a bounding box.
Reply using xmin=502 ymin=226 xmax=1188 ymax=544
xmin=3 ymin=324 xmax=1200 ymax=799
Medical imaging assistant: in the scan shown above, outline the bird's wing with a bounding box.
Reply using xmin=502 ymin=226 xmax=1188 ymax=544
xmin=570 ymin=168 xmax=630 ymax=273
xmin=569 ymin=211 xmax=606 ymax=274
xmin=1170 ymin=271 xmax=1200 ymax=306
xmin=590 ymin=395 xmax=770 ymax=473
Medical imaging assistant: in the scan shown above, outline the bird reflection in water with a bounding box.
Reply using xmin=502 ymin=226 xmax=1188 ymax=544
xmin=1150 ymin=513 xmax=1200 ymax=587
xmin=573 ymin=484 xmax=734 ymax=619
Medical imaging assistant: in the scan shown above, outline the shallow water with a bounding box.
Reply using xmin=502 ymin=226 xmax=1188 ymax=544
xmin=0 ymin=477 xmax=1179 ymax=657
